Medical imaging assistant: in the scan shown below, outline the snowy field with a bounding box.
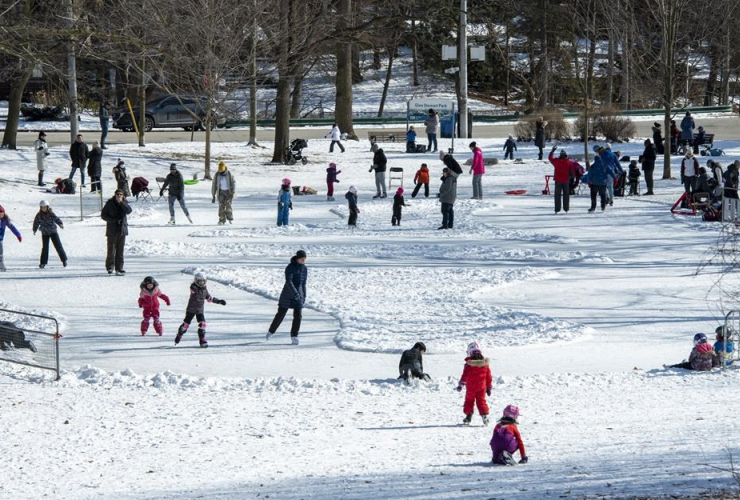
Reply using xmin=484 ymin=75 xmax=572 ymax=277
xmin=1 ymin=132 xmax=740 ymax=500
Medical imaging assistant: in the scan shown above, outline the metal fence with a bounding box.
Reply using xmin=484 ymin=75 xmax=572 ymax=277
xmin=0 ymin=308 xmax=60 ymax=380
xmin=721 ymin=311 xmax=740 ymax=370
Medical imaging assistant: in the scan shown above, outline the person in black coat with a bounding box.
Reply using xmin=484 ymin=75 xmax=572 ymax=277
xmin=391 ymin=187 xmax=407 ymax=226
xmin=69 ymin=134 xmax=89 ymax=187
xmin=399 ymin=342 xmax=431 ymax=382
xmin=639 ymin=139 xmax=656 ymax=195
xmin=161 ymin=163 xmax=192 ymax=224
xmin=652 ymin=122 xmax=664 ymax=155
xmin=86 ymin=142 xmax=103 ymax=192
xmin=100 ymin=189 xmax=132 ymax=275
xmin=267 ymin=250 xmax=308 ymax=345
xmin=724 ymin=161 xmax=739 ymax=200
xmin=369 ymin=144 xmax=388 ymax=199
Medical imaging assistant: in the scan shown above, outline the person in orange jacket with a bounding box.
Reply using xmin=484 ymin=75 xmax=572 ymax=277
xmin=412 ymin=163 xmax=430 ymax=198
xmin=456 ymin=341 xmax=493 ymax=426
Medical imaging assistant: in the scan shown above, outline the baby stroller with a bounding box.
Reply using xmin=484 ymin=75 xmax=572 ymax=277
xmin=284 ymin=139 xmax=308 ymax=165
xmin=131 ymin=176 xmax=154 ymax=202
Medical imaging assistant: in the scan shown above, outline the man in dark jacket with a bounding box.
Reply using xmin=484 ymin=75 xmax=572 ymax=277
xmin=438 ymin=167 xmax=457 ymax=229
xmin=652 ymin=122 xmax=664 ymax=155
xmin=101 ymin=189 xmax=132 ymax=275
xmin=439 ymin=150 xmax=463 ymax=176
xmin=369 ymin=144 xmax=388 ymax=199
xmin=639 ymin=139 xmax=657 ymax=195
xmin=267 ymin=250 xmax=308 ymax=345
xmin=161 ymin=163 xmax=192 ymax=224
xmin=69 ymin=134 xmax=89 ymax=187
xmin=87 ymin=141 xmax=103 ymax=192
xmin=549 ymin=147 xmax=575 ymax=214
xmin=399 ymin=342 xmax=431 ymax=382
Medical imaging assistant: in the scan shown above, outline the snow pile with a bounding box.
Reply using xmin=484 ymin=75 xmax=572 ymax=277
xmin=205 ymin=266 xmax=592 ymax=353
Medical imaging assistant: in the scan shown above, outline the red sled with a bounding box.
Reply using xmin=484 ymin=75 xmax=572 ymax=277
xmin=670 ymin=192 xmax=697 ymax=216
xmin=505 ymin=189 xmax=527 ymax=196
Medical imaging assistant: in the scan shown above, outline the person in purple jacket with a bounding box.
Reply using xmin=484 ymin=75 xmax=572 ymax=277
xmin=326 ymin=162 xmax=341 ymax=201
xmin=490 ymin=404 xmax=528 ymax=466
xmin=0 ymin=204 xmax=21 ymax=272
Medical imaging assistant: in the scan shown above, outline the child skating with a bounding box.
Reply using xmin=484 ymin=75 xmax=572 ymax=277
xmin=326 ymin=163 xmax=341 ymax=201
xmin=175 ymin=272 xmax=226 ymax=348
xmin=411 ymin=163 xmax=430 ymax=198
xmin=391 ymin=187 xmax=407 ymax=226
xmin=32 ymin=200 xmax=67 ymax=269
xmin=346 ymin=186 xmax=359 ymax=228
xmin=490 ymin=404 xmax=528 ymax=465
xmin=138 ymin=276 xmax=171 ymax=336
xmin=456 ymin=341 xmax=492 ymax=425
xmin=277 ymin=178 xmax=293 ymax=226
xmin=0 ymin=204 xmax=21 ymax=272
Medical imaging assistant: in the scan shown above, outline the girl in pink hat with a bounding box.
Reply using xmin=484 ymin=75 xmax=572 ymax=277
xmin=490 ymin=404 xmax=528 ymax=465
xmin=391 ymin=187 xmax=407 ymax=226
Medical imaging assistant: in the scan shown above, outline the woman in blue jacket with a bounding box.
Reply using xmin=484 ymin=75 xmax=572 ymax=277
xmin=584 ymin=156 xmax=609 ymax=213
xmin=267 ymin=250 xmax=308 ymax=345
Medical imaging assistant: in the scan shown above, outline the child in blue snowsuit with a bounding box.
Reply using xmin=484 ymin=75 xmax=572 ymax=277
xmin=406 ymin=126 xmax=417 ymax=153
xmin=277 ymin=179 xmax=293 ymax=226
xmin=715 ymin=326 xmax=735 ymax=366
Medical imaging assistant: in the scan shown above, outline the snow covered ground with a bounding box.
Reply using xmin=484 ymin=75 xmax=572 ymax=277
xmin=1 ymin=132 xmax=739 ymax=499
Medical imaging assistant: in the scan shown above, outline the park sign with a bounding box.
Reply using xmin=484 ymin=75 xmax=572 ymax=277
xmin=407 ymin=99 xmax=455 ymax=121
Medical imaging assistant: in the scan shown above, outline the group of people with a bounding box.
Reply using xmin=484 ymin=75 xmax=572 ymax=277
xmin=668 ymin=329 xmax=735 ymax=371
xmin=651 ymin=111 xmax=705 ymax=156
xmin=398 ymin=341 xmax=528 ymax=466
xmin=0 ymin=201 xmax=68 ymax=271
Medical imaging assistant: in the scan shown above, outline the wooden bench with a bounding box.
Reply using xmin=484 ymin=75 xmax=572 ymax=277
xmin=367 ymin=130 xmax=407 ymax=145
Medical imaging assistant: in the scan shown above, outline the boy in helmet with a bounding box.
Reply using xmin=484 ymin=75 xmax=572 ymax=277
xmin=491 ymin=405 xmax=528 ymax=466
xmin=138 ymin=276 xmax=171 ymax=336
xmin=175 ymin=272 xmax=226 ymax=348
xmin=668 ymin=333 xmax=719 ymax=371
xmin=398 ymin=342 xmax=431 ymax=382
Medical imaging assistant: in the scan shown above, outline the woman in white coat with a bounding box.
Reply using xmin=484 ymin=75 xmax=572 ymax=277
xmin=324 ymin=123 xmax=345 ymax=153
xmin=34 ymin=131 xmax=49 ymax=186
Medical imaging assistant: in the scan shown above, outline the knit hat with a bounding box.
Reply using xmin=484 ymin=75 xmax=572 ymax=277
xmin=469 ymin=141 xmax=477 ymax=148
xmin=349 ymin=185 xmax=357 ymax=194
xmin=296 ymin=250 xmax=307 ymax=259
xmin=38 ymin=131 xmax=46 ymax=137
xmin=396 ymin=187 xmax=404 ymax=195
xmin=466 ymin=341 xmax=481 ymax=357
xmin=282 ymin=177 xmax=291 ymax=186
xmin=116 ymin=159 xmax=124 ymax=165
xmin=0 ymin=204 xmax=4 ymax=212
xmin=630 ymin=160 xmax=638 ymax=166
xmin=605 ymin=143 xmax=612 ymax=150
xmin=439 ymin=151 xmax=446 ymax=161
xmin=653 ymin=122 xmax=661 ymax=128
xmin=559 ymin=150 xmax=567 ymax=158
xmin=329 ymin=162 xmax=337 ymax=168
xmin=170 ymin=163 xmax=177 ymax=170
xmin=592 ymin=145 xmax=601 ymax=153
xmin=218 ymin=161 xmax=226 ymax=172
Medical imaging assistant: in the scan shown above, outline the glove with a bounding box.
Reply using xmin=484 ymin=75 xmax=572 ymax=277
xmin=17 ymin=236 xmax=21 ymax=243
xmin=212 ymin=197 xmax=216 ymax=204
xmin=336 ymin=180 xmax=340 ymax=183
xmin=163 ymin=298 xmax=171 ymax=306
xmin=551 ymin=145 xmax=558 ymax=152
xmin=356 ymin=208 xmax=360 ymax=214
xmin=486 ymin=387 xmax=492 ymax=397
xmin=278 ymin=202 xmax=284 ymax=210
xmin=215 ymin=299 xmax=226 ymax=306
xmin=519 ymin=457 xmax=528 ymax=464
xmin=456 ymin=383 xmax=464 ymax=392
xmin=368 ymin=166 xmax=374 ymax=172
xmin=289 ymin=202 xmax=293 ymax=210
xmin=138 ymin=298 xmax=143 ymax=308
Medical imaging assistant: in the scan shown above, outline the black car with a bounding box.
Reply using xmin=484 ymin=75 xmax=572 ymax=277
xmin=112 ymin=95 xmax=225 ymax=132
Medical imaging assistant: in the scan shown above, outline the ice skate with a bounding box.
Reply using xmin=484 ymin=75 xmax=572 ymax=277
xmin=462 ymin=413 xmax=473 ymax=426
xmin=266 ymin=332 xmax=273 ymax=341
xmin=186 ymin=214 xmax=193 ymax=224
xmin=168 ymin=217 xmax=175 ymax=225
xmin=291 ymin=337 xmax=299 ymax=345
xmin=482 ymin=415 xmax=490 ymax=426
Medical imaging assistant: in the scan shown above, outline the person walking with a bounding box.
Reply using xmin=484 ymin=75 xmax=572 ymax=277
xmin=639 ymin=139 xmax=656 ymax=195
xmin=211 ymin=161 xmax=235 ymax=225
xmin=266 ymin=250 xmax=308 ymax=345
xmin=652 ymin=122 xmax=664 ymax=155
xmin=438 ymin=167 xmax=457 ymax=229
xmin=681 ymin=150 xmax=700 ymax=198
xmin=548 ymin=146 xmax=575 ymax=214
xmin=503 ymin=135 xmax=517 ymax=160
xmin=424 ymin=109 xmax=439 ymax=153
xmin=369 ymin=143 xmax=388 ymax=199
xmin=0 ymin=205 xmax=21 ymax=272
xmin=112 ymin=159 xmax=131 ymax=197
xmin=412 ymin=163 xmax=430 ymax=198
xmin=69 ymin=134 xmax=88 ymax=187
xmin=534 ymin=117 xmax=547 ymax=160
xmin=161 ymin=163 xmax=192 ymax=225
xmin=680 ymin=111 xmax=695 ymax=152
xmin=469 ymin=141 xmax=485 ymax=200
xmin=33 ymin=200 xmax=67 ymax=269
xmin=585 ymin=155 xmax=609 ymax=213
xmin=326 ymin=162 xmax=341 ymax=201
xmin=346 ymin=186 xmax=359 ymax=228
xmin=99 ymin=99 xmax=111 ymax=149
xmin=101 ymin=189 xmax=132 ymax=275
xmin=87 ymin=141 xmax=103 ymax=193
xmin=325 ymin=123 xmax=345 ymax=153
xmin=34 ymin=131 xmax=49 ymax=186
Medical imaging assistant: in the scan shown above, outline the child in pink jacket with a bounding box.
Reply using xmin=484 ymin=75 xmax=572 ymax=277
xmin=468 ymin=141 xmax=485 ymax=199
xmin=138 ymin=276 xmax=171 ymax=335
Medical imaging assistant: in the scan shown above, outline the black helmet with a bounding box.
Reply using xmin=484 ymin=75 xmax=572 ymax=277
xmin=141 ymin=276 xmax=158 ymax=288
xmin=413 ymin=342 xmax=427 ymax=352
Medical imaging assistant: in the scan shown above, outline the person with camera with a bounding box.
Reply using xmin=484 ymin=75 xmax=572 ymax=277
xmin=101 ymin=189 xmax=132 ymax=275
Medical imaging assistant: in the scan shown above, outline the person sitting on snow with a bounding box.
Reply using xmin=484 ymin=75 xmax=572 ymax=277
xmin=490 ymin=404 xmax=528 ymax=466
xmin=714 ymin=326 xmax=735 ymax=367
xmin=667 ymin=333 xmax=719 ymax=371
xmin=398 ymin=342 xmax=431 ymax=382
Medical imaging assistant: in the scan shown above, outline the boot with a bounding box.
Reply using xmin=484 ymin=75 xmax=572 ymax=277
xmin=140 ymin=319 xmax=150 ymax=336
xmin=175 ymin=323 xmax=188 ymax=345
xmin=198 ymin=322 xmax=208 ymax=348
xmin=500 ymin=451 xmax=517 ymax=466
xmin=462 ymin=413 xmax=473 ymax=425
xmin=168 ymin=216 xmax=176 ymax=225
xmin=291 ymin=336 xmax=299 ymax=345
xmin=153 ymin=319 xmax=163 ymax=336
xmin=372 ymin=193 xmax=381 ymax=199
xmin=482 ymin=415 xmax=490 ymax=426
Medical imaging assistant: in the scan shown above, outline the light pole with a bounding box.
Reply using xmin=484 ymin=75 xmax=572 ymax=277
xmin=459 ymin=0 xmax=468 ymax=139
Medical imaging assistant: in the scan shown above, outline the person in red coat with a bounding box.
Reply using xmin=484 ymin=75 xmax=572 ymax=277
xmin=138 ymin=276 xmax=171 ymax=336
xmin=549 ymin=146 xmax=576 ymax=214
xmin=456 ymin=341 xmax=493 ymax=425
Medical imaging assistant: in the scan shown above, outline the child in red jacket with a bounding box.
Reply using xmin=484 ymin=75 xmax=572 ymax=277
xmin=138 ymin=276 xmax=171 ymax=336
xmin=490 ymin=404 xmax=528 ymax=465
xmin=456 ymin=341 xmax=493 ymax=425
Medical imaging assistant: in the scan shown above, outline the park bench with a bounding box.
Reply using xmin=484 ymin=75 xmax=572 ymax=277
xmin=367 ymin=130 xmax=406 ymax=146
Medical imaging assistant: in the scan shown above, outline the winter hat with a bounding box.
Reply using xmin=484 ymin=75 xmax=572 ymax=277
xmin=296 ymin=250 xmax=307 ymax=259
xmin=38 ymin=131 xmax=46 ymax=137
xmin=592 ymin=145 xmax=601 ymax=153
xmin=39 ymin=200 xmax=48 ymax=207
xmin=502 ymin=404 xmax=520 ymax=420
xmin=218 ymin=161 xmax=226 ymax=172
xmin=116 ymin=159 xmax=124 ymax=165
xmin=282 ymin=177 xmax=291 ymax=186
xmin=630 ymin=160 xmax=638 ymax=167
xmin=605 ymin=143 xmax=612 ymax=150
xmin=194 ymin=272 xmax=206 ymax=283
xmin=698 ymin=126 xmax=704 ymax=131
xmin=170 ymin=163 xmax=177 ymax=170
xmin=329 ymin=162 xmax=337 ymax=168
xmin=653 ymin=122 xmax=661 ymax=128
xmin=349 ymin=185 xmax=357 ymax=194
xmin=693 ymin=332 xmax=707 ymax=346
xmin=439 ymin=151 xmax=446 ymax=161
xmin=413 ymin=342 xmax=427 ymax=352
xmin=0 ymin=204 xmax=4 ymax=213
xmin=686 ymin=150 xmax=694 ymax=158
xmin=371 ymin=143 xmax=379 ymax=153
xmin=559 ymin=150 xmax=567 ymax=158
xmin=469 ymin=141 xmax=477 ymax=149
xmin=508 ymin=135 xmax=513 ymax=140
xmin=396 ymin=187 xmax=404 ymax=195
xmin=466 ymin=341 xmax=481 ymax=357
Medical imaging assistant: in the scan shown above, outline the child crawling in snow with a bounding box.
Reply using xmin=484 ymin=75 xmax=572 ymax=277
xmin=490 ymin=404 xmax=528 ymax=465
xmin=456 ymin=341 xmax=492 ymax=426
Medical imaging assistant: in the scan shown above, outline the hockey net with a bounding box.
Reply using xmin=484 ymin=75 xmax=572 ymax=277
xmin=0 ymin=307 xmax=60 ymax=380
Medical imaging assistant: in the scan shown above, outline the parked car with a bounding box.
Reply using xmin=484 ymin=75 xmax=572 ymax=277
xmin=112 ymin=95 xmax=225 ymax=132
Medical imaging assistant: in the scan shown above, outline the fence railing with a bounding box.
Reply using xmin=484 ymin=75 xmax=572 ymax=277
xmin=0 ymin=308 xmax=60 ymax=380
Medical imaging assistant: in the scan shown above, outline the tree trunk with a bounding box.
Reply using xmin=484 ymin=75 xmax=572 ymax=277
xmin=290 ymin=72 xmax=303 ymax=119
xmin=537 ymin=0 xmax=548 ymax=109
xmin=621 ymin=30 xmax=630 ymax=109
xmin=248 ymin=0 xmax=258 ymax=145
xmin=606 ymin=34 xmax=614 ymax=105
xmin=351 ymin=44 xmax=363 ymax=84
xmin=138 ymin=59 xmax=146 ymax=147
xmin=1 ymin=65 xmax=33 ymax=150
xmin=372 ymin=50 xmax=381 ymax=70
xmin=204 ymin=107 xmax=212 ymax=179
xmin=334 ymin=0 xmax=355 ymax=140
xmin=66 ymin=0 xmax=79 ymax=143
xmin=504 ymin=26 xmax=510 ymax=106
xmin=411 ymin=19 xmax=420 ymax=86
xmin=272 ymin=74 xmax=292 ymax=163
xmin=705 ymin=45 xmax=718 ymax=106
xmin=378 ymin=48 xmax=395 ymax=117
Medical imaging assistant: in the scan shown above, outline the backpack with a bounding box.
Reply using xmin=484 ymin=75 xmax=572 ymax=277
xmin=415 ymin=144 xmax=427 ymax=153
xmin=55 ymin=178 xmax=76 ymax=194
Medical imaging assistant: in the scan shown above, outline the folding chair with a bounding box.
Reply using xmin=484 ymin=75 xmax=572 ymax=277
xmin=155 ymin=177 xmax=168 ymax=201
xmin=388 ymin=167 xmax=403 ymax=190
xmin=691 ymin=192 xmax=710 ymax=212
xmin=131 ymin=177 xmax=154 ymax=203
